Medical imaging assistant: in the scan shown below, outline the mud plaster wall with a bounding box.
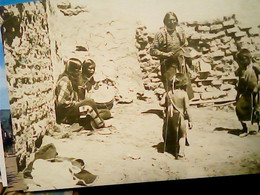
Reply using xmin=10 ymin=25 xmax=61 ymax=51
xmin=46 ymin=0 xmax=145 ymax=103
xmin=1 ymin=1 xmax=55 ymax=171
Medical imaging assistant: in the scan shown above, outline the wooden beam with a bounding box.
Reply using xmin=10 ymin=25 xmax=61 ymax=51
xmin=190 ymin=98 xmax=236 ymax=105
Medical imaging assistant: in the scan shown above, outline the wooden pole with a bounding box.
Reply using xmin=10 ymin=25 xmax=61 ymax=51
xmin=190 ymin=98 xmax=236 ymax=106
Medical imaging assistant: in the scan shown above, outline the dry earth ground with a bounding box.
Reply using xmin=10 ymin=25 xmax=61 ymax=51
xmin=25 ymin=96 xmax=260 ymax=190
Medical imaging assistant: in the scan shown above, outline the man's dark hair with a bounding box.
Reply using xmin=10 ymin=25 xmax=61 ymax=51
xmin=163 ymin=11 xmax=178 ymax=26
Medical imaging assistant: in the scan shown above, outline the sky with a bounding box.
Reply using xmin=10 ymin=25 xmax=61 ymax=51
xmin=0 ymin=35 xmax=10 ymax=109
xmin=0 ymin=0 xmax=39 ymax=109
xmin=0 ymin=0 xmax=37 ymax=6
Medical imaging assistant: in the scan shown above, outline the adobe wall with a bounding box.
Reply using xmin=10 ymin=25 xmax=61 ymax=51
xmin=1 ymin=1 xmax=55 ymax=171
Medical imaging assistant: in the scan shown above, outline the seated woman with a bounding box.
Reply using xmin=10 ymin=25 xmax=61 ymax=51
xmin=54 ymin=58 xmax=111 ymax=130
xmin=81 ymin=59 xmax=97 ymax=97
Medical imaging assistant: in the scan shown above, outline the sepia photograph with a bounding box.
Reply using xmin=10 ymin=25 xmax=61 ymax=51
xmin=0 ymin=0 xmax=260 ymax=192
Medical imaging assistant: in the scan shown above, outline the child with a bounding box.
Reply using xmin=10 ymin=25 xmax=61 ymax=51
xmin=160 ymin=73 xmax=192 ymax=159
xmin=235 ymin=49 xmax=259 ymax=136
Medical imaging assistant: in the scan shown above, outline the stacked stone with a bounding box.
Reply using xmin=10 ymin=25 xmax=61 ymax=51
xmin=1 ymin=1 xmax=55 ymax=171
xmin=136 ymin=15 xmax=260 ymax=103
xmin=135 ymin=26 xmax=164 ymax=99
xmin=184 ymin=15 xmax=260 ymax=104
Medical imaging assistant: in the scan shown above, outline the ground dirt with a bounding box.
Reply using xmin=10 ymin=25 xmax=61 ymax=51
xmin=25 ymin=96 xmax=260 ymax=190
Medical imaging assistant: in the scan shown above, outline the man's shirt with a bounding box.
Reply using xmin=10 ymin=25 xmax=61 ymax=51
xmin=150 ymin=26 xmax=186 ymax=59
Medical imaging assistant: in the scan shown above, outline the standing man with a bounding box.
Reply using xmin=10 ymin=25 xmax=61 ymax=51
xmin=150 ymin=12 xmax=189 ymax=92
xmin=54 ymin=58 xmax=105 ymax=130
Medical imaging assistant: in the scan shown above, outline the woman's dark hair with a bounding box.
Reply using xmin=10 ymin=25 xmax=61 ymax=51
xmin=82 ymin=59 xmax=96 ymax=78
xmin=163 ymin=12 xmax=178 ymax=26
xmin=83 ymin=59 xmax=95 ymax=67
xmin=82 ymin=59 xmax=95 ymax=72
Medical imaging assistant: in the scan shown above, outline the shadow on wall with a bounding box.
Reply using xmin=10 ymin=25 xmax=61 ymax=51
xmin=1 ymin=1 xmax=56 ymax=172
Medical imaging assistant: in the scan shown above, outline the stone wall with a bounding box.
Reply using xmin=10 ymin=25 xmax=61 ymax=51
xmin=1 ymin=1 xmax=55 ymax=171
xmin=136 ymin=15 xmax=260 ymax=105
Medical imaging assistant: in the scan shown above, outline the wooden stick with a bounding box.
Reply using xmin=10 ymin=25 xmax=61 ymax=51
xmin=190 ymin=98 xmax=236 ymax=106
xmin=209 ymin=101 xmax=236 ymax=107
